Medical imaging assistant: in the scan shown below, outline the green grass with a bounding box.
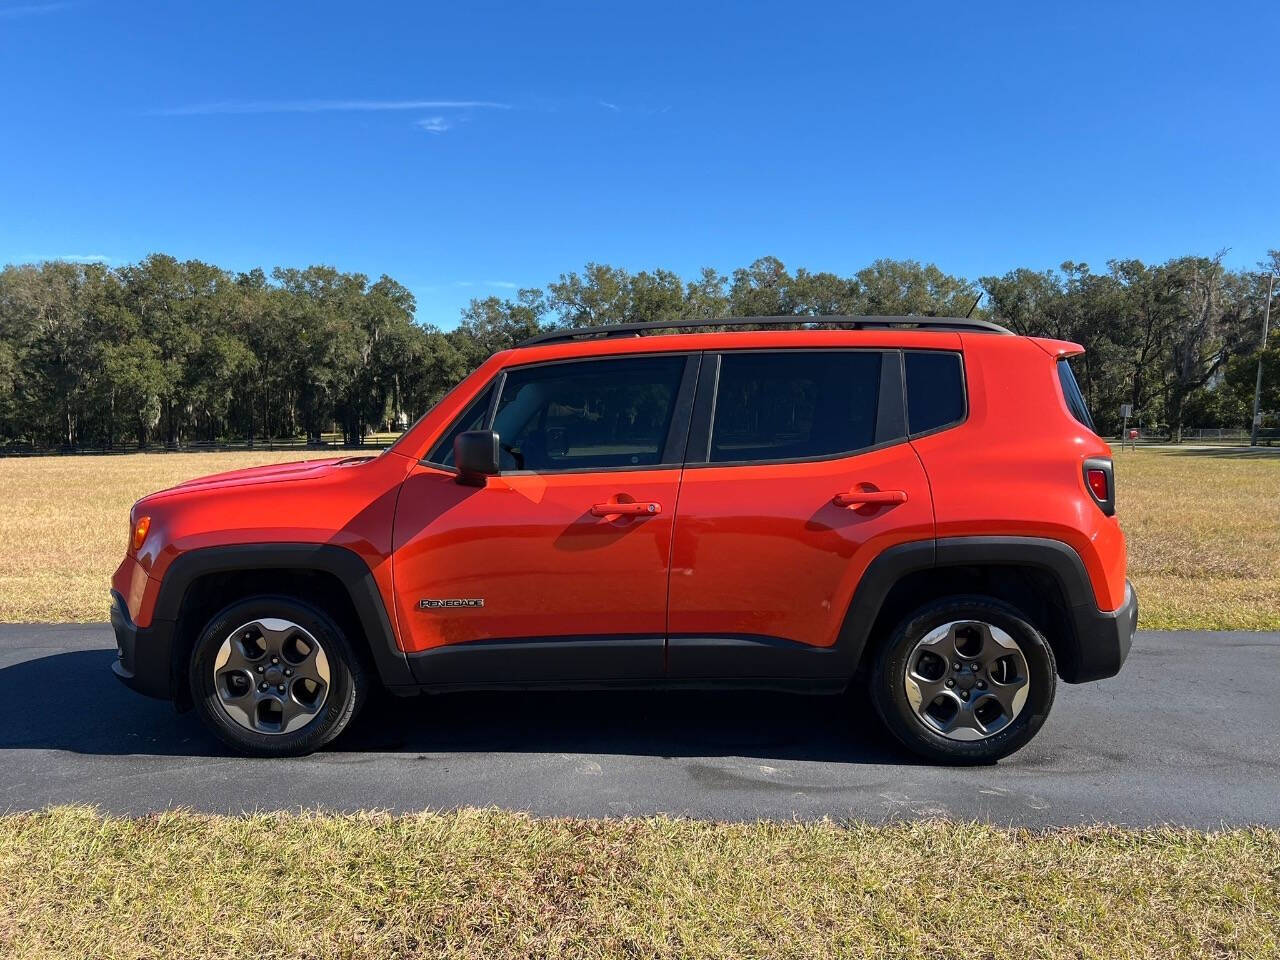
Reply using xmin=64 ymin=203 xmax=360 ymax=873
xmin=1 ymin=808 xmax=1276 ymax=960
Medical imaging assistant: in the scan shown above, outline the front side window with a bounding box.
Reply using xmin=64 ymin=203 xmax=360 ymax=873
xmin=425 ymin=385 xmax=493 ymax=466
xmin=709 ymin=351 xmax=883 ymax=463
xmin=490 ymin=355 xmax=687 ymax=472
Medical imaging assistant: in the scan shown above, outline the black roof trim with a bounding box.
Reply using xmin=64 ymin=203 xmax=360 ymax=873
xmin=516 ymin=315 xmax=1013 ymax=347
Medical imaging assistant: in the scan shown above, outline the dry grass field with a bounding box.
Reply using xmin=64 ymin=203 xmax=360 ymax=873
xmin=0 ymin=451 xmax=308 ymax=623
xmin=0 ymin=447 xmax=1277 ymax=628
xmin=1114 ymin=447 xmax=1280 ymax=629
xmin=1 ymin=808 xmax=1275 ymax=960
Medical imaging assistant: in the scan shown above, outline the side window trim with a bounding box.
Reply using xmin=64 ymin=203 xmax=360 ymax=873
xmin=684 ymin=348 xmax=908 ymax=469
xmin=661 ymin=353 xmax=703 ymax=465
xmin=684 ymin=352 xmax=720 ymax=465
xmin=876 ymin=350 xmax=907 ymax=442
xmin=483 ymin=372 xmax=506 ymax=427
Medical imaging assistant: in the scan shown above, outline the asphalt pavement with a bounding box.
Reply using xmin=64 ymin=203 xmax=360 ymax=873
xmin=1 ymin=624 xmax=1276 ymax=827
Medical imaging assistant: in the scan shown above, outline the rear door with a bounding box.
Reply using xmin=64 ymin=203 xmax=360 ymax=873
xmin=665 ymin=348 xmax=935 ymax=679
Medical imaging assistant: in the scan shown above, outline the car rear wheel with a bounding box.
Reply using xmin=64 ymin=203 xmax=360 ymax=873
xmin=870 ymin=596 xmax=1056 ymax=764
xmin=189 ymin=596 xmax=367 ymax=757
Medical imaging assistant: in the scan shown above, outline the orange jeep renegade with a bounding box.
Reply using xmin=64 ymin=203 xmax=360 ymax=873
xmin=111 ymin=316 xmax=1136 ymax=763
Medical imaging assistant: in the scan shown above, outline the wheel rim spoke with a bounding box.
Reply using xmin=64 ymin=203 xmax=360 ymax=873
xmin=275 ymin=685 xmax=323 ymax=733
xmin=905 ymin=674 xmax=948 ymax=707
xmin=902 ymin=619 xmax=1032 ymax=743
xmin=985 ymin=665 xmax=1029 ymax=718
xmin=936 ymin=699 xmax=986 ymax=738
xmin=212 ymin=618 xmax=331 ymax=736
xmin=915 ymin=624 xmax=955 ymax=661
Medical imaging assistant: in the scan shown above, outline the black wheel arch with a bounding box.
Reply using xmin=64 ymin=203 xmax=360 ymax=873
xmin=152 ymin=543 xmax=413 ymax=709
xmin=839 ymin=536 xmax=1134 ymax=685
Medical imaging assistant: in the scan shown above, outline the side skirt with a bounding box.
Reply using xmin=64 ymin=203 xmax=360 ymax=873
xmin=405 ymin=677 xmax=849 ymax=695
xmin=406 ymin=636 xmax=665 ymax=685
xmin=407 ymin=633 xmax=857 ymax=688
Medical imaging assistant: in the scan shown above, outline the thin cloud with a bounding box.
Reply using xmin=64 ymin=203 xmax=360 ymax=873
xmin=32 ymin=253 xmax=114 ymax=264
xmin=153 ymin=99 xmax=510 ymax=117
xmin=417 ymin=116 xmax=451 ymax=134
xmin=598 ymin=99 xmax=621 ymax=112
xmin=0 ymin=2 xmax=73 ymax=19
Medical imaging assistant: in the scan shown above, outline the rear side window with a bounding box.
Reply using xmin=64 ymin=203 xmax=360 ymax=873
xmin=904 ymin=351 xmax=965 ymax=436
xmin=491 ymin=355 xmax=687 ymax=471
xmin=709 ymin=351 xmax=883 ymax=463
xmin=1057 ymin=358 xmax=1096 ymax=432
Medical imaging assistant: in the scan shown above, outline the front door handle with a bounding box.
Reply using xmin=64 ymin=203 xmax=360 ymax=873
xmin=591 ymin=501 xmax=662 ymax=518
xmin=833 ymin=489 xmax=908 ymax=508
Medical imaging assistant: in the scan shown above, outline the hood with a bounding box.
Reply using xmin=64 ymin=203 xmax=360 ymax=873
xmin=145 ymin=454 xmax=378 ymax=501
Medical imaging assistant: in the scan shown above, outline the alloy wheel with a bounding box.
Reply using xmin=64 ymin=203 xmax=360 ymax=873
xmin=903 ymin=620 xmax=1030 ymax=741
xmin=212 ymin=618 xmax=331 ymax=735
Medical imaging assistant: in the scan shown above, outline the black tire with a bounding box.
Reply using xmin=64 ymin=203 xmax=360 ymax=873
xmin=189 ymin=595 xmax=368 ymax=757
xmin=869 ymin=595 xmax=1057 ymax=765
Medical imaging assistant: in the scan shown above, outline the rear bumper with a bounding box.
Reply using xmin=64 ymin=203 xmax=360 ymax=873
xmin=110 ymin=589 xmax=175 ymax=700
xmin=1066 ymin=579 xmax=1137 ymax=683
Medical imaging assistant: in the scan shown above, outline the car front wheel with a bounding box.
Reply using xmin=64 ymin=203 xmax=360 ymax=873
xmin=870 ymin=596 xmax=1057 ymax=764
xmin=189 ymin=595 xmax=367 ymax=757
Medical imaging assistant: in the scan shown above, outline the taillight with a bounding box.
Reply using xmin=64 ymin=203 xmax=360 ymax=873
xmin=1082 ymin=459 xmax=1115 ymax=516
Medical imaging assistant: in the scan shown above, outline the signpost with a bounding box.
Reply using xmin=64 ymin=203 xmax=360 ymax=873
xmin=1251 ymin=275 xmax=1274 ymax=447
xmin=1120 ymin=404 xmax=1134 ymax=450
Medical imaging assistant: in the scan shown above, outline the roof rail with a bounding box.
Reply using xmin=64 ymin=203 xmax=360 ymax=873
xmin=516 ymin=314 xmax=1013 ymax=347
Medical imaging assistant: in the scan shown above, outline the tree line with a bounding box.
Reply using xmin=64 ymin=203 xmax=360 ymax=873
xmin=0 ymin=251 xmax=1275 ymax=450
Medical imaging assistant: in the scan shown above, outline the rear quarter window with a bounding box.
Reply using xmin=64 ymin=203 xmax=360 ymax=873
xmin=904 ymin=351 xmax=966 ymax=436
xmin=1057 ymin=359 xmax=1096 ymax=432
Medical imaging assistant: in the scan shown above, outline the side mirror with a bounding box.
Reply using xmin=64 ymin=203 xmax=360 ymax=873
xmin=454 ymin=430 xmax=500 ymax=486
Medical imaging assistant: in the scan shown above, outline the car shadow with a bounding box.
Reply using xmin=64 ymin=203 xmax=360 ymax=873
xmin=0 ymin=649 xmax=919 ymax=765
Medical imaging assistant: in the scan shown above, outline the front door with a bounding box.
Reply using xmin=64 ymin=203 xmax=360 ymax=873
xmin=665 ymin=348 xmax=935 ymax=678
xmin=392 ymin=352 xmax=698 ymax=684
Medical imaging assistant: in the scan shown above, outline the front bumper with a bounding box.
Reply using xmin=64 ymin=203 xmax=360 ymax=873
xmin=1064 ymin=579 xmax=1137 ymax=683
xmin=110 ymin=589 xmax=175 ymax=700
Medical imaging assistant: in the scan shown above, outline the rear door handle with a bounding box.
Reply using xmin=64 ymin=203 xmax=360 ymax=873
xmin=833 ymin=489 xmax=908 ymax=508
xmin=590 ymin=501 xmax=662 ymax=518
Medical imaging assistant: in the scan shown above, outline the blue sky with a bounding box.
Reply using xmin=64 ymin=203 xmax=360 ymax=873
xmin=2 ymin=0 xmax=1277 ymax=328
